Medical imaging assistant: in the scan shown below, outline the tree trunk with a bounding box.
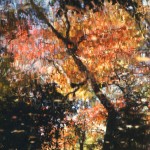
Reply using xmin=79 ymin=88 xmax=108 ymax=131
xmin=103 ymin=110 xmax=119 ymax=150
xmin=70 ymin=53 xmax=115 ymax=113
xmin=80 ymin=142 xmax=84 ymax=150
xmin=79 ymin=130 xmax=85 ymax=150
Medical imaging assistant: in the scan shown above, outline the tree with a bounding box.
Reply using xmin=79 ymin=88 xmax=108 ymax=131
xmin=62 ymin=102 xmax=107 ymax=150
xmin=1 ymin=0 xmax=149 ymax=149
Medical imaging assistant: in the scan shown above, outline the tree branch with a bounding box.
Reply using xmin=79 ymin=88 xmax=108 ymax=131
xmin=64 ymin=9 xmax=70 ymax=39
xmin=30 ymin=0 xmax=115 ymax=113
xmin=30 ymin=0 xmax=74 ymax=46
xmin=68 ymin=52 xmax=115 ymax=113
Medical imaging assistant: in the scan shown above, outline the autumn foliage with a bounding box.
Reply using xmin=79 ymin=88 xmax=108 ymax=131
xmin=8 ymin=3 xmax=143 ymax=97
xmin=1 ymin=0 xmax=149 ymax=149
